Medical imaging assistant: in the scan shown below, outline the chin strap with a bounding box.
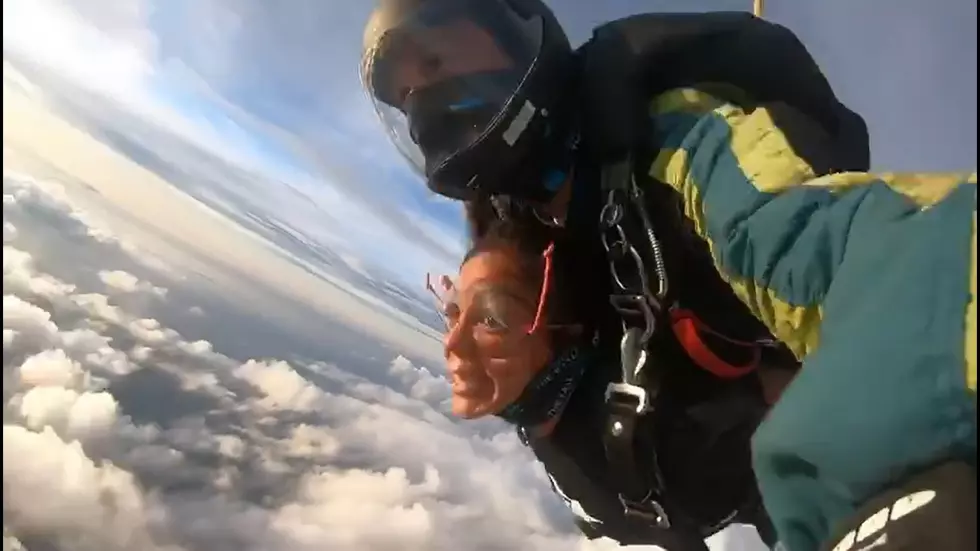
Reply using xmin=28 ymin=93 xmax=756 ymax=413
xmin=496 ymin=332 xmax=599 ymax=429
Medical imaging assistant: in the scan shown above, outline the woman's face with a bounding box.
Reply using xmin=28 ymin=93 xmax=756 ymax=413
xmin=441 ymin=246 xmax=552 ymax=419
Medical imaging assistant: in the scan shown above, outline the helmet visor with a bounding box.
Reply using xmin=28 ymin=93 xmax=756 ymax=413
xmin=361 ymin=0 xmax=543 ymax=180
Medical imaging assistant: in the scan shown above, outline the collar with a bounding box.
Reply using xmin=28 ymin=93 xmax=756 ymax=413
xmin=495 ymin=332 xmax=600 ymax=428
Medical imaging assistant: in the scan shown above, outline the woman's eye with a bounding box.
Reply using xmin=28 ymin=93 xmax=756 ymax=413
xmin=442 ymin=304 xmax=460 ymax=325
xmin=480 ymin=315 xmax=509 ymax=333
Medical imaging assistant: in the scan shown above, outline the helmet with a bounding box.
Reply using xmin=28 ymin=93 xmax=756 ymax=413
xmin=360 ymin=0 xmax=574 ymax=202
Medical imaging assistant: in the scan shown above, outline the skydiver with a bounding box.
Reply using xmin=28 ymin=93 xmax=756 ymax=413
xmin=359 ymin=1 xmax=978 ymax=549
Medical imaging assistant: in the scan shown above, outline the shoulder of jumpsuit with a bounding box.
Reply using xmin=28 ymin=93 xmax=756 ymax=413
xmin=638 ymin=86 xmax=977 ymax=366
xmin=591 ymin=12 xmax=871 ymax=171
xmin=566 ymin=11 xmax=869 ymax=215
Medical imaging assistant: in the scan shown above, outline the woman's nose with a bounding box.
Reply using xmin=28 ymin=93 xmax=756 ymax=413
xmin=444 ymin=328 xmax=479 ymax=379
xmin=443 ymin=321 xmax=474 ymax=360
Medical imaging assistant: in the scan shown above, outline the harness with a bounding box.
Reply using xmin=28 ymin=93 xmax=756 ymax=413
xmin=515 ymin=11 xmax=869 ymax=540
xmin=594 ymin=154 xmax=783 ymax=533
xmin=576 ymin=11 xmax=856 ymax=532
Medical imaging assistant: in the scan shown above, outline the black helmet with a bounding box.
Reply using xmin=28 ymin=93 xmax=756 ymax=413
xmin=360 ymin=0 xmax=574 ymax=202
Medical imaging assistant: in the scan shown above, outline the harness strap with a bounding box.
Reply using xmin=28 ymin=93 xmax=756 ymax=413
xmin=597 ymin=153 xmax=673 ymax=529
xmin=602 ymin=394 xmax=670 ymax=526
xmin=669 ymin=308 xmax=762 ymax=379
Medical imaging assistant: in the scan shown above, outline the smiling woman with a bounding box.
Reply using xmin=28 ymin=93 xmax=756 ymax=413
xmin=427 ymin=215 xmax=585 ymax=421
xmin=428 ymin=208 xmax=783 ymax=550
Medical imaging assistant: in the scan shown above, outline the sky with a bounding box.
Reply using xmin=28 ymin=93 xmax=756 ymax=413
xmin=1 ymin=0 xmax=976 ymax=550
xmin=3 ymin=0 xmax=976 ymax=293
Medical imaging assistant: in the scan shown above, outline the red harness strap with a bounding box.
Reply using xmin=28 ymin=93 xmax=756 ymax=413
xmin=669 ymin=308 xmax=762 ymax=379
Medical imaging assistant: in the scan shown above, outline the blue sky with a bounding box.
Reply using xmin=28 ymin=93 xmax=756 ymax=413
xmin=3 ymin=0 xmax=976 ymax=291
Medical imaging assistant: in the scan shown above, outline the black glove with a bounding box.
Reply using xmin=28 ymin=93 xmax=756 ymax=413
xmin=819 ymin=460 xmax=976 ymax=551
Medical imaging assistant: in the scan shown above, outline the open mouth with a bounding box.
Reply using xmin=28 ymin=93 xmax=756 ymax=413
xmin=451 ymin=382 xmax=483 ymax=398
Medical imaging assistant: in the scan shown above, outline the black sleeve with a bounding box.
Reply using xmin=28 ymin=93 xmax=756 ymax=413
xmin=532 ymin=437 xmax=713 ymax=550
xmin=818 ymin=461 xmax=977 ymax=551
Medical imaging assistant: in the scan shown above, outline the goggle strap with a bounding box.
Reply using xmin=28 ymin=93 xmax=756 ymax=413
xmin=527 ymin=241 xmax=555 ymax=335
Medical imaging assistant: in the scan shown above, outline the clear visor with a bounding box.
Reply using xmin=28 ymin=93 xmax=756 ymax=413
xmin=360 ymin=0 xmax=543 ymax=178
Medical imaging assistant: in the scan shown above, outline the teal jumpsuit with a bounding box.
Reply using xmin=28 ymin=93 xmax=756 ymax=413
xmin=645 ymin=87 xmax=977 ymax=551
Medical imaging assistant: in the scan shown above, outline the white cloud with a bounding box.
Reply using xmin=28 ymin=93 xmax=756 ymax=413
xmin=3 ymin=91 xmax=444 ymax=366
xmin=3 ymin=60 xmax=41 ymax=99
xmin=236 ymin=359 xmax=327 ymax=413
xmin=2 ymin=0 xmax=253 ymax=172
xmin=2 ymin=0 xmax=155 ymax=106
xmin=2 ymin=221 xmax=16 ymax=241
xmin=1 ymin=265 xmax=590 ymax=551
xmin=3 ymin=169 xmax=176 ymax=277
xmin=3 ymin=329 xmax=16 ymax=350
xmin=3 ymin=295 xmax=60 ymax=346
xmin=3 ymin=425 xmax=181 ymax=551
xmin=16 ymin=348 xmax=89 ymax=389
xmin=99 ymin=269 xmax=168 ymax=298
xmin=4 ymin=245 xmax=78 ymax=299
xmin=6 ymin=163 xmax=734 ymax=551
xmin=18 ymin=385 xmax=119 ymax=440
xmin=389 ymin=354 xmax=452 ymax=407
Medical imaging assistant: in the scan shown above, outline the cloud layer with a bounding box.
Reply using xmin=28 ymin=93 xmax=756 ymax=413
xmin=3 ymin=124 xmax=769 ymax=551
xmin=2 ymin=168 xmax=601 ymax=551
xmin=2 ymin=78 xmax=446 ymax=372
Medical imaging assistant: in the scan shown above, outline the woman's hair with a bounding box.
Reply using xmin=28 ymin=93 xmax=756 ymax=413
xmin=459 ymin=186 xmax=743 ymax=342
xmin=463 ymin=195 xmax=551 ymax=258
xmin=461 ymin=194 xmax=572 ymax=327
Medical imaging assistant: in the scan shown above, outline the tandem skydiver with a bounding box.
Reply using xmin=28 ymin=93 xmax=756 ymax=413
xmin=359 ymin=1 xmax=978 ymax=550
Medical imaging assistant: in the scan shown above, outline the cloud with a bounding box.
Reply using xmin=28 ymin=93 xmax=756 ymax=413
xmin=11 ymin=154 xmax=774 ymax=551
xmin=3 ymin=93 xmax=445 ymax=367
xmin=2 ymin=166 xmax=176 ymax=278
xmin=99 ymin=269 xmax=168 ymax=298
xmin=3 ymin=0 xmax=466 ymax=289
xmin=3 ymin=221 xmax=17 ymax=241
xmin=2 ymin=0 xmax=155 ymax=105
xmin=1 ymin=167 xmax=536 ymax=551
xmin=388 ymin=354 xmax=453 ymax=407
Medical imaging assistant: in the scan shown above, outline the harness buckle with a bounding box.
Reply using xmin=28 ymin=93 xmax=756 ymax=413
xmin=605 ymin=382 xmax=651 ymax=415
xmin=609 ymin=293 xmax=658 ymax=344
xmin=604 ymin=327 xmax=653 ymax=414
xmin=619 ymin=326 xmax=648 ymax=382
xmin=620 ymin=494 xmax=671 ymax=529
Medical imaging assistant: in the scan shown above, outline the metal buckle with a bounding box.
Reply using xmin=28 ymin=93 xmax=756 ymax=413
xmin=619 ymin=326 xmax=648 ymax=382
xmin=599 ymin=175 xmax=669 ymax=417
xmin=604 ymin=327 xmax=654 ymax=414
xmin=609 ymin=293 xmax=657 ymax=344
xmin=620 ymin=494 xmax=671 ymax=529
xmin=516 ymin=426 xmax=530 ymax=446
xmin=605 ymin=382 xmax=650 ymax=414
